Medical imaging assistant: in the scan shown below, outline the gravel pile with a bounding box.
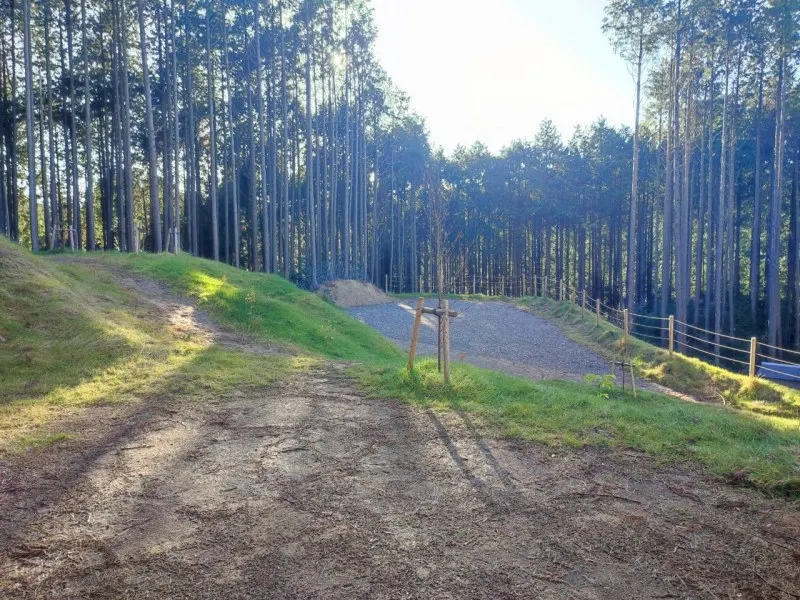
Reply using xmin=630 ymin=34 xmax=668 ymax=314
xmin=348 ymin=299 xmax=615 ymax=382
xmin=319 ymin=279 xmax=392 ymax=308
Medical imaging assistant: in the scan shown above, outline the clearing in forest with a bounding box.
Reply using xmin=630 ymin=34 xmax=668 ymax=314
xmin=1 ymin=244 xmax=799 ymax=598
xmin=349 ymin=299 xmax=618 ymax=383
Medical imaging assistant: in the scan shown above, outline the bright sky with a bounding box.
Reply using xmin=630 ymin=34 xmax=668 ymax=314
xmin=372 ymin=0 xmax=635 ymax=154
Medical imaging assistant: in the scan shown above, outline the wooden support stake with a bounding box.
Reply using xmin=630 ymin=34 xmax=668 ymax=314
xmin=544 ymin=277 xmax=548 ymax=298
xmin=595 ymin=298 xmax=600 ymax=326
xmin=749 ymin=337 xmax=758 ymax=380
xmin=442 ymin=299 xmax=451 ymax=384
xmin=407 ymin=298 xmax=425 ymax=372
xmin=623 ymin=309 xmax=630 ymax=348
xmin=533 ymin=276 xmax=537 ymax=297
xmin=522 ymin=273 xmax=526 ymax=297
xmin=385 ymin=274 xmax=389 ymax=294
xmin=582 ymin=290 xmax=586 ymax=317
xmin=668 ymin=315 xmax=675 ymax=356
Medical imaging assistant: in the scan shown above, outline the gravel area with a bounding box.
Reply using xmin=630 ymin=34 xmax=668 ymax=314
xmin=349 ymin=299 xmax=616 ymax=383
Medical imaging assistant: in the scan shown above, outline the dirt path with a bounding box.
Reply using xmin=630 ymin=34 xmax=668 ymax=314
xmin=1 ymin=268 xmax=799 ymax=598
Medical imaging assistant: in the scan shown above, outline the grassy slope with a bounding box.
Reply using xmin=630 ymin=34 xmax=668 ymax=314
xmin=0 ymin=239 xmax=298 ymax=453
xmin=111 ymin=252 xmax=402 ymax=364
xmin=516 ymin=296 xmax=800 ymax=421
xmin=2 ymin=244 xmax=798 ymax=493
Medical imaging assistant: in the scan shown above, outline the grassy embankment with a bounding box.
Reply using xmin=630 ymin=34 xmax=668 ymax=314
xmin=516 ymin=295 xmax=800 ymax=420
xmin=1 ymin=241 xmax=798 ymax=494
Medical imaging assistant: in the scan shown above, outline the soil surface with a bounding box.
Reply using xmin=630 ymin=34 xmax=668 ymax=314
xmin=1 ymin=267 xmax=799 ymax=599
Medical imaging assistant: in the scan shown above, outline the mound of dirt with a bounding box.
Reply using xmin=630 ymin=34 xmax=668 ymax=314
xmin=319 ymin=279 xmax=392 ymax=308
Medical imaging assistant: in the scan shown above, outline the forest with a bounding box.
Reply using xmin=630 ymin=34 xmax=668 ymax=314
xmin=1 ymin=0 xmax=799 ymax=354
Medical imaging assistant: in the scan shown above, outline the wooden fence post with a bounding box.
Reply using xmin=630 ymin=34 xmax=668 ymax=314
xmin=623 ymin=309 xmax=630 ymax=348
xmin=407 ymin=298 xmax=425 ymax=372
xmin=595 ymin=298 xmax=600 ymax=326
xmin=668 ymin=315 xmax=675 ymax=356
xmin=385 ymin=274 xmax=389 ymax=294
xmin=544 ymin=277 xmax=548 ymax=298
xmin=442 ymin=299 xmax=451 ymax=384
xmin=522 ymin=273 xmax=526 ymax=297
xmin=749 ymin=337 xmax=758 ymax=380
xmin=582 ymin=290 xmax=586 ymax=317
xmin=560 ymin=281 xmax=565 ymax=302
xmin=533 ymin=276 xmax=537 ymax=297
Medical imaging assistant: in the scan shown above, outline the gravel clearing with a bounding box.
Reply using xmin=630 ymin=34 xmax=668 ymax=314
xmin=349 ymin=299 xmax=615 ymax=383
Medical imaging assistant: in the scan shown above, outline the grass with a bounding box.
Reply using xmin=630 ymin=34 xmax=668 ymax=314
xmin=2 ymin=241 xmax=798 ymax=494
xmin=0 ymin=239 xmax=302 ymax=454
xmin=516 ymin=295 xmax=800 ymax=422
xmin=352 ymin=359 xmax=800 ymax=494
xmin=105 ymin=251 xmax=403 ymax=364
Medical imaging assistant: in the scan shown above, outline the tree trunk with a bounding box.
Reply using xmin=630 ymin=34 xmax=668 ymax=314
xmin=137 ymin=0 xmax=162 ymax=252
xmin=206 ymin=9 xmax=219 ymax=261
xmin=23 ymin=0 xmax=38 ymax=251
xmin=750 ymin=63 xmax=764 ymax=326
xmin=714 ymin=46 xmax=730 ymax=360
xmin=767 ymin=54 xmax=786 ymax=348
xmin=82 ymin=0 xmax=95 ymax=250
xmin=305 ymin=0 xmax=318 ymax=287
xmin=626 ymin=31 xmax=643 ymax=312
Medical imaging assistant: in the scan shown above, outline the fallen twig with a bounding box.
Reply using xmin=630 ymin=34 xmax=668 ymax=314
xmin=574 ymin=492 xmax=642 ymax=504
xmin=118 ymin=444 xmax=154 ymax=452
xmin=752 ymin=569 xmax=800 ymax=598
xmin=118 ymin=517 xmax=154 ymax=534
xmin=527 ymin=572 xmax=567 ymax=586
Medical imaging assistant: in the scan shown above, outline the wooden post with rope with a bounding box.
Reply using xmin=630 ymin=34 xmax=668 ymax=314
xmin=582 ymin=290 xmax=586 ymax=317
xmin=442 ymin=300 xmax=451 ymax=384
xmin=407 ymin=298 xmax=425 ymax=372
xmin=749 ymin=337 xmax=758 ymax=380
xmin=623 ymin=309 xmax=630 ymax=348
xmin=668 ymin=315 xmax=675 ymax=357
xmin=596 ymin=298 xmax=600 ymax=326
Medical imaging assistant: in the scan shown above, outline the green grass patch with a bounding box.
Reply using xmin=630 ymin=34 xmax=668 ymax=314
xmin=352 ymin=359 xmax=800 ymax=495
xmin=517 ymin=296 xmax=800 ymax=422
xmin=0 ymin=240 xmax=305 ymax=454
xmin=102 ymin=252 xmax=403 ymax=364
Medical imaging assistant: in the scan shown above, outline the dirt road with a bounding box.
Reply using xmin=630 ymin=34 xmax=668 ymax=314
xmin=1 ymin=269 xmax=798 ymax=598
